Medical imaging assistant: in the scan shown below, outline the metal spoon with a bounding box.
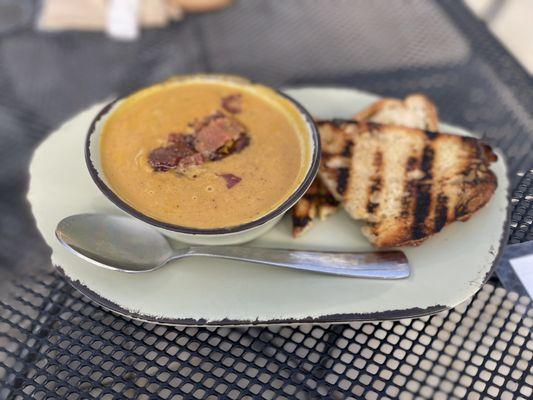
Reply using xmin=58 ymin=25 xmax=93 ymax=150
xmin=55 ymin=214 xmax=410 ymax=279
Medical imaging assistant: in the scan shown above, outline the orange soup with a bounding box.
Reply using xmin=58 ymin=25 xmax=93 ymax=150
xmin=100 ymin=77 xmax=312 ymax=229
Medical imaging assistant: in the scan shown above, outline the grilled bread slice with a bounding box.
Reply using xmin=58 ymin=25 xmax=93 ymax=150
xmin=354 ymin=93 xmax=439 ymax=131
xmin=292 ymin=94 xmax=440 ymax=237
xmin=318 ymin=120 xmax=497 ymax=247
xmin=292 ymin=179 xmax=340 ymax=237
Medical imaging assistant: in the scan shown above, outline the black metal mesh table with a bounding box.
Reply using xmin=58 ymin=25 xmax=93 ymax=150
xmin=0 ymin=1 xmax=532 ymax=398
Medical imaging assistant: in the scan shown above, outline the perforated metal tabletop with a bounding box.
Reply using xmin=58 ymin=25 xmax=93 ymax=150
xmin=0 ymin=1 xmax=532 ymax=398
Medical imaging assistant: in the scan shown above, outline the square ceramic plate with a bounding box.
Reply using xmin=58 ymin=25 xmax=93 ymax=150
xmin=27 ymin=87 xmax=510 ymax=326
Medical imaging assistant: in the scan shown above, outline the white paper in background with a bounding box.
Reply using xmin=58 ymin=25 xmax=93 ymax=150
xmin=107 ymin=0 xmax=140 ymax=41
xmin=510 ymin=253 xmax=533 ymax=298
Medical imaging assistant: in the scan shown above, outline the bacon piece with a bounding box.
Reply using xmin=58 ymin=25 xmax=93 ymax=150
xmin=194 ymin=112 xmax=246 ymax=154
xmin=210 ymin=132 xmax=251 ymax=161
xmin=148 ymin=133 xmax=196 ymax=172
xmin=178 ymin=153 xmax=204 ymax=172
xmin=221 ymin=94 xmax=242 ymax=114
xmin=168 ymin=133 xmax=195 ymax=152
xmin=148 ymin=114 xmax=249 ymax=174
xmin=218 ymin=173 xmax=242 ymax=189
xmin=169 ymin=134 xmax=196 ymax=158
xmin=148 ymin=146 xmax=182 ymax=171
xmin=232 ymin=133 xmax=250 ymax=152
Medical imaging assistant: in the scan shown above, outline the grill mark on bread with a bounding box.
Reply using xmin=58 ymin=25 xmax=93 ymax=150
xmin=367 ymin=151 xmax=383 ymax=214
xmin=337 ymin=135 xmax=354 ymax=196
xmin=401 ymin=156 xmax=419 ymax=218
xmin=424 ymin=130 xmax=438 ymax=140
xmin=337 ymin=168 xmax=350 ymax=196
xmin=324 ymin=193 xmax=340 ymax=206
xmin=366 ymin=121 xmax=382 ymax=133
xmin=292 ymin=215 xmax=311 ymax=228
xmin=342 ymin=140 xmax=354 ymax=157
xmin=406 ymin=156 xmax=418 ymax=172
xmin=367 ymin=202 xmax=379 ymax=214
xmin=412 ymin=145 xmax=435 ymax=240
xmin=455 ymin=203 xmax=468 ymax=219
xmin=330 ymin=119 xmax=352 ymax=128
xmin=434 ymin=193 xmax=449 ymax=232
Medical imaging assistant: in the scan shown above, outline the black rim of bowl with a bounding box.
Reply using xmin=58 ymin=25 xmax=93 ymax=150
xmin=85 ymin=87 xmax=321 ymax=235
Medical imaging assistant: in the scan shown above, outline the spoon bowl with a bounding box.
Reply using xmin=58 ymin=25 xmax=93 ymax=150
xmin=57 ymin=214 xmax=173 ymax=272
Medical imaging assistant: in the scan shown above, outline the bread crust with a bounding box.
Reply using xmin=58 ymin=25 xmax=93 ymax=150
xmin=354 ymin=93 xmax=439 ymax=131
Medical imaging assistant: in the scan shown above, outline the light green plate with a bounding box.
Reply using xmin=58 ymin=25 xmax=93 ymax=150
xmin=28 ymin=87 xmax=510 ymax=326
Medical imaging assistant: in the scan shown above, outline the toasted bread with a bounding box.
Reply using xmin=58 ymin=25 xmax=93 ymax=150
xmin=318 ymin=120 xmax=497 ymax=247
xmin=354 ymin=93 xmax=439 ymax=131
xmin=292 ymin=179 xmax=340 ymax=237
xmin=292 ymin=94 xmax=441 ymax=237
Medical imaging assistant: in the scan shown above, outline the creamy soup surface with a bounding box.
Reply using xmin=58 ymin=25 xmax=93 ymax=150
xmin=100 ymin=78 xmax=311 ymax=229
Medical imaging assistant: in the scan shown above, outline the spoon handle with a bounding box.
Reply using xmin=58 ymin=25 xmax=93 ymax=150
xmin=185 ymin=246 xmax=410 ymax=279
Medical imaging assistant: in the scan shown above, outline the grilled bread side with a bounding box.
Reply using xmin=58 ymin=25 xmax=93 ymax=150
xmin=318 ymin=120 xmax=497 ymax=247
xmin=292 ymin=94 xmax=441 ymax=238
xmin=354 ymin=93 xmax=439 ymax=131
xmin=292 ymin=179 xmax=340 ymax=237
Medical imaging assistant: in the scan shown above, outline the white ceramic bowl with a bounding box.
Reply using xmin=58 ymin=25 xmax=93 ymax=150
xmin=85 ymin=77 xmax=320 ymax=245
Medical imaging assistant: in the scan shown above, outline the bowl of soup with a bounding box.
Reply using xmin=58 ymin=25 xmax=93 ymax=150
xmin=86 ymin=75 xmax=320 ymax=244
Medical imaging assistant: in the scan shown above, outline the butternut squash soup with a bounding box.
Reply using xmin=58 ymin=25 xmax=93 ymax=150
xmin=100 ymin=77 xmax=313 ymax=229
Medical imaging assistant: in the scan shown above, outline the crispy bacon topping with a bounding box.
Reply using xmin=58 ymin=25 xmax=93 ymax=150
xmin=148 ymin=146 xmax=181 ymax=172
xmin=218 ymin=173 xmax=242 ymax=189
xmin=193 ymin=112 xmax=246 ymax=154
xmin=177 ymin=152 xmax=205 ymax=172
xmin=148 ymin=133 xmax=197 ymax=172
xmin=210 ymin=133 xmax=251 ymax=161
xmin=148 ymin=110 xmax=250 ymax=178
xmin=221 ymin=94 xmax=242 ymax=114
xmin=232 ymin=133 xmax=251 ymax=152
xmin=168 ymin=133 xmax=194 ymax=149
